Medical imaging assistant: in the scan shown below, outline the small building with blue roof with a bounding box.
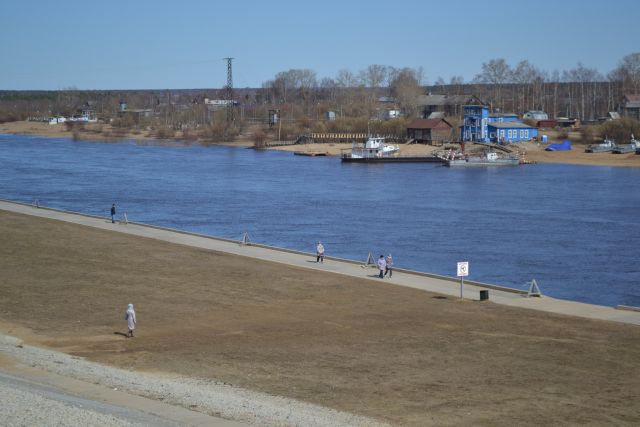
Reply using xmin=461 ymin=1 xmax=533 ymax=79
xmin=488 ymin=121 xmax=537 ymax=143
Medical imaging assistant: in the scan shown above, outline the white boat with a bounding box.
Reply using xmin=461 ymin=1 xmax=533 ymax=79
xmin=47 ymin=116 xmax=66 ymax=125
xmin=345 ymin=137 xmax=399 ymax=159
xmin=445 ymin=150 xmax=520 ymax=167
xmin=67 ymin=114 xmax=98 ymax=124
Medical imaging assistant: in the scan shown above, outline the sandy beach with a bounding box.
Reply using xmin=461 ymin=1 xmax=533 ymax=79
xmin=1 ymin=207 xmax=639 ymax=426
xmin=2 ymin=120 xmax=639 ymax=168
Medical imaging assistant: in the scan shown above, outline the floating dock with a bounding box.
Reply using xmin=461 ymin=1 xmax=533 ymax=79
xmin=341 ymin=155 xmax=445 ymax=163
xmin=293 ymin=152 xmax=327 ymax=157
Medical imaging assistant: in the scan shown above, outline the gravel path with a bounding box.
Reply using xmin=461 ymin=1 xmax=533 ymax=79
xmin=0 ymin=335 xmax=388 ymax=427
xmin=0 ymin=375 xmax=158 ymax=427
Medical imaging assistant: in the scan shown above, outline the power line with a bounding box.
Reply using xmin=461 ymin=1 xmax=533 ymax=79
xmin=223 ymin=57 xmax=234 ymax=123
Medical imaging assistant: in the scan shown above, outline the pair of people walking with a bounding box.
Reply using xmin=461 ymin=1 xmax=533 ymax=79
xmin=377 ymin=254 xmax=393 ymax=278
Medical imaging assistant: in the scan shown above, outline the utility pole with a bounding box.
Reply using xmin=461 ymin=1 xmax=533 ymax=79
xmin=224 ymin=57 xmax=234 ymax=123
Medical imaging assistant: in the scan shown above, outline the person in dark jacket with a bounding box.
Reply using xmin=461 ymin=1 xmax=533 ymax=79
xmin=110 ymin=203 xmax=116 ymax=223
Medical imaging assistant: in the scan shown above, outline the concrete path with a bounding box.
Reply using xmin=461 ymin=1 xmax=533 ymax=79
xmin=2 ymin=200 xmax=639 ymax=326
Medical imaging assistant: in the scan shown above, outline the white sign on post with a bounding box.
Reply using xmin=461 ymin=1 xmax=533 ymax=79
xmin=457 ymin=261 xmax=468 ymax=299
xmin=457 ymin=261 xmax=469 ymax=277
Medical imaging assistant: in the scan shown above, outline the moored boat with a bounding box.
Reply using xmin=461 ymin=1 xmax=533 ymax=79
xmin=445 ymin=150 xmax=520 ymax=167
xmin=340 ymin=137 xmax=444 ymax=163
xmin=585 ymin=138 xmax=616 ymax=153
xmin=612 ymin=135 xmax=640 ymax=154
xmin=341 ymin=137 xmax=399 ymax=162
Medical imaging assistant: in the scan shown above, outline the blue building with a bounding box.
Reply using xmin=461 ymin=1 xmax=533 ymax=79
xmin=460 ymin=105 xmax=489 ymax=142
xmin=461 ymin=105 xmax=537 ymax=143
xmin=488 ymin=122 xmax=538 ymax=143
xmin=488 ymin=113 xmax=519 ymax=123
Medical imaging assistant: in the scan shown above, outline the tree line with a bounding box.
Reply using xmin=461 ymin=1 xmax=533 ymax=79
xmin=1 ymin=52 xmax=638 ymax=136
xmin=259 ymin=52 xmax=640 ymax=122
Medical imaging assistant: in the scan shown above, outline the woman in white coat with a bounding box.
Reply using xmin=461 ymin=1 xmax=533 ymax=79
xmin=125 ymin=304 xmax=137 ymax=337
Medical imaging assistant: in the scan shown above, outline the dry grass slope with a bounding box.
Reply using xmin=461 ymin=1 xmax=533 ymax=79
xmin=0 ymin=210 xmax=639 ymax=426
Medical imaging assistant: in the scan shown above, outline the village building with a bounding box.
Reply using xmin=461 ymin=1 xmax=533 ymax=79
xmin=523 ymin=110 xmax=549 ymax=121
xmin=417 ymin=94 xmax=485 ymax=118
xmin=488 ymin=122 xmax=538 ymax=143
xmin=460 ymin=105 xmax=537 ymax=143
xmin=488 ymin=113 xmax=520 ymax=123
xmin=620 ymin=94 xmax=640 ymax=120
xmin=406 ymin=118 xmax=453 ymax=144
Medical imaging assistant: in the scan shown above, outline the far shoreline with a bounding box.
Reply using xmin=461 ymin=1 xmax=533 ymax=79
xmin=2 ymin=121 xmax=639 ymax=168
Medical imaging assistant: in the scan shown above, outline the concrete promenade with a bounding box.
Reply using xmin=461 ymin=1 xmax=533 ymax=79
xmin=2 ymin=199 xmax=639 ymax=326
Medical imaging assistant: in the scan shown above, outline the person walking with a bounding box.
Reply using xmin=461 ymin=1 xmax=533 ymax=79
xmin=316 ymin=242 xmax=325 ymax=263
xmin=125 ymin=303 xmax=136 ymax=337
xmin=110 ymin=203 xmax=116 ymax=223
xmin=377 ymin=255 xmax=387 ymax=279
xmin=384 ymin=253 xmax=394 ymax=278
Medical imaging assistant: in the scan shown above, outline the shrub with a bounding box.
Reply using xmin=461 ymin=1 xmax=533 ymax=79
xmin=580 ymin=125 xmax=597 ymax=144
xmin=154 ymin=127 xmax=175 ymax=139
xmin=252 ymin=130 xmax=267 ymax=148
xmin=598 ymin=118 xmax=640 ymax=143
xmin=557 ymin=128 xmax=570 ymax=139
xmin=198 ymin=123 xmax=239 ymax=142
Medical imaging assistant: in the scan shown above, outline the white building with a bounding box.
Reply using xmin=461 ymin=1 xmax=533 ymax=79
xmin=523 ymin=110 xmax=548 ymax=121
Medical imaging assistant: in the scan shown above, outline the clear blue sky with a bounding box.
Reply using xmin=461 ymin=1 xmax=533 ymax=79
xmin=1 ymin=0 xmax=638 ymax=90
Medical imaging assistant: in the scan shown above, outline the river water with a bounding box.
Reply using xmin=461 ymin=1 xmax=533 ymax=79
xmin=1 ymin=134 xmax=639 ymax=307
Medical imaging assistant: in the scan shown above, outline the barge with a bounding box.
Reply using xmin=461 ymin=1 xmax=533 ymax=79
xmin=341 ymin=136 xmax=444 ymax=163
xmin=445 ymin=151 xmax=520 ymax=167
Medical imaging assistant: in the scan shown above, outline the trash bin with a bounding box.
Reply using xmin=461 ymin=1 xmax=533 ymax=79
xmin=479 ymin=290 xmax=489 ymax=301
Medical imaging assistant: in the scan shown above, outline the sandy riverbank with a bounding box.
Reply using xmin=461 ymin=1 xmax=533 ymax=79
xmin=271 ymin=140 xmax=640 ymax=167
xmin=1 ymin=209 xmax=639 ymax=426
xmin=2 ymin=121 xmax=639 ymax=167
xmin=0 ymin=121 xmax=253 ymax=148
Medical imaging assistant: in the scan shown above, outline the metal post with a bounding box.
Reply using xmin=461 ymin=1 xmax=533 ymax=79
xmin=223 ymin=57 xmax=234 ymax=123
xmin=460 ymin=277 xmax=464 ymax=299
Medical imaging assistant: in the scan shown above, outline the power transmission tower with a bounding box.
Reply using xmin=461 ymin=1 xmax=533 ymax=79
xmin=223 ymin=57 xmax=234 ymax=123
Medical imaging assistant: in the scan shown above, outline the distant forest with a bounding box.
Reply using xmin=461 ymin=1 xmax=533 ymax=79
xmin=1 ymin=52 xmax=639 ymax=134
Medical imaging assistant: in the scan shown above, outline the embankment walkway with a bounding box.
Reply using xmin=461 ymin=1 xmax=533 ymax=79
xmin=2 ymin=200 xmax=638 ymax=326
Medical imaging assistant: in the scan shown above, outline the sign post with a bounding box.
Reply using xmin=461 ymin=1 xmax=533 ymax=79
xmin=457 ymin=261 xmax=469 ymax=299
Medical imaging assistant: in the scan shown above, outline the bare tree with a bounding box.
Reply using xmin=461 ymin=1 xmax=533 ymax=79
xmin=611 ymin=52 xmax=640 ymax=94
xmin=474 ymin=58 xmax=512 ymax=111
xmin=335 ymin=69 xmax=357 ymax=88
xmin=389 ymin=68 xmax=423 ymax=117
xmin=364 ymin=64 xmax=388 ymax=88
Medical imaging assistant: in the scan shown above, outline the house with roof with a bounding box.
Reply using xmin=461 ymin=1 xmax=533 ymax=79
xmin=406 ymin=118 xmax=453 ymax=144
xmin=621 ymin=94 xmax=640 ymax=120
xmin=488 ymin=113 xmax=519 ymax=123
xmin=460 ymin=105 xmax=537 ymax=143
xmin=523 ymin=110 xmax=549 ymax=121
xmin=417 ymin=94 xmax=485 ymax=118
xmin=488 ymin=121 xmax=537 ymax=143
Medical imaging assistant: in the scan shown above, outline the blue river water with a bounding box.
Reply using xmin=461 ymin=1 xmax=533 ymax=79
xmin=1 ymin=134 xmax=639 ymax=307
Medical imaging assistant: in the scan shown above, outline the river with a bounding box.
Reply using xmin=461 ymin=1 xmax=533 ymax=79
xmin=1 ymin=134 xmax=638 ymax=307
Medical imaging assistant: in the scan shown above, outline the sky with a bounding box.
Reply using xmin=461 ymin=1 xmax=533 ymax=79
xmin=1 ymin=0 xmax=639 ymax=90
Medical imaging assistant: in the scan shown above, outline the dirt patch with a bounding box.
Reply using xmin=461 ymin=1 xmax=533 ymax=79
xmin=0 ymin=210 xmax=639 ymax=426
